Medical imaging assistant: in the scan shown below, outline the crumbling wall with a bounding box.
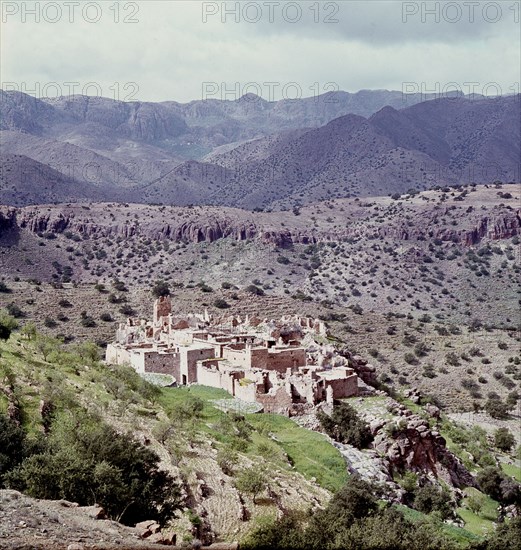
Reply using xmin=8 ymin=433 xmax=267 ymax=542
xmin=256 ymin=386 xmax=293 ymax=415
xmin=153 ymin=296 xmax=172 ymax=324
xmin=266 ymin=348 xmax=306 ymax=372
xmin=143 ymin=350 xmax=181 ymax=375
xmin=233 ymin=380 xmax=257 ymax=402
xmin=324 ymin=374 xmax=358 ymax=399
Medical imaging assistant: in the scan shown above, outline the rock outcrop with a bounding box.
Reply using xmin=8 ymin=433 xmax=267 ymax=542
xmin=372 ymin=407 xmax=475 ymax=489
xmin=4 ymin=199 xmax=518 ymax=248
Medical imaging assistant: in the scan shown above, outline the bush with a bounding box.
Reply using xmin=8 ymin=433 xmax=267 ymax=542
xmin=494 ymin=428 xmax=515 ymax=452
xmin=213 ymin=298 xmax=230 ymax=309
xmin=446 ymin=352 xmax=460 ymax=367
xmin=119 ymin=305 xmax=135 ymax=316
xmin=152 ymin=280 xmax=170 ymax=298
xmin=413 ymin=483 xmax=453 ymax=519
xmin=80 ymin=315 xmax=96 ymax=328
xmin=6 ymin=303 xmax=24 ymax=319
xmin=0 ymin=416 xmax=27 ymax=487
xmin=317 ymin=402 xmax=373 ymax=449
xmin=0 ymin=282 xmax=11 ymax=293
xmin=476 ymin=466 xmax=505 ymax=502
xmin=485 ymin=398 xmax=510 ymax=419
xmin=6 ymin=412 xmax=182 ymax=526
xmin=112 ymin=280 xmax=127 ymax=292
xmin=246 ymin=284 xmax=265 ymax=296
xmin=0 ymin=311 xmax=18 ymax=341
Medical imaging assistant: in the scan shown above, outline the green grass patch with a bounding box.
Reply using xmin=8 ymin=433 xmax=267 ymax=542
xmin=396 ymin=504 xmax=481 ymax=545
xmin=457 ymin=487 xmax=498 ymax=537
xmin=501 ymin=462 xmax=521 ymax=482
xmin=247 ymin=413 xmax=348 ymax=492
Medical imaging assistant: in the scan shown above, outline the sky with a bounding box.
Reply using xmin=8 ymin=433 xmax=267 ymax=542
xmin=1 ymin=0 xmax=520 ymax=102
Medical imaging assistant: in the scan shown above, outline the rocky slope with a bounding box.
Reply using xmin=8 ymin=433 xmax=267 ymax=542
xmin=2 ymin=91 xmax=518 ymax=208
xmin=0 ymin=185 xmax=519 ymax=330
xmin=205 ymin=95 xmax=520 ymax=209
xmin=1 ymin=184 xmax=519 ymax=247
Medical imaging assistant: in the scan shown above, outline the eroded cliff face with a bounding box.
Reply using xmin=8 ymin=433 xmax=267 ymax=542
xmin=2 ymin=201 xmax=519 ymax=247
xmin=376 ymin=208 xmax=521 ymax=246
xmin=371 ymin=411 xmax=475 ymax=489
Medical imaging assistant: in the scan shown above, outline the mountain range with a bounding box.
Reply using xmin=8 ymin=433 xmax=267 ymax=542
xmin=1 ymin=89 xmax=519 ymax=208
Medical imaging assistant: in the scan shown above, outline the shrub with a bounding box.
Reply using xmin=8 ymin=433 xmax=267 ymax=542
xmin=246 ymin=284 xmax=264 ymax=296
xmin=494 ymin=428 xmax=515 ymax=452
xmin=80 ymin=315 xmax=96 ymax=328
xmin=413 ymin=483 xmax=453 ymax=519
xmin=317 ymin=402 xmax=373 ymax=449
xmin=446 ymin=352 xmax=460 ymax=367
xmin=112 ymin=280 xmax=127 ymax=292
xmin=213 ymin=298 xmax=230 ymax=309
xmin=404 ymin=353 xmax=417 ymax=365
xmin=485 ymin=398 xmax=510 ymax=419
xmin=0 ymin=282 xmax=11 ymax=293
xmin=6 ymin=414 xmax=182 ymax=526
xmin=6 ymin=303 xmax=24 ymax=319
xmin=0 ymin=312 xmax=18 ymax=341
xmin=119 ymin=305 xmax=135 ymax=316
xmin=0 ymin=416 xmax=27 ymax=487
xmin=152 ymin=280 xmax=170 ymax=298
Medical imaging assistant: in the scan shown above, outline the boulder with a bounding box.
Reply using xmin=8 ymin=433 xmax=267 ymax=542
xmin=79 ymin=505 xmax=106 ymax=519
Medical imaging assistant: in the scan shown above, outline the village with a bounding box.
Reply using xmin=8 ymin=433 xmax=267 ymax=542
xmin=106 ymin=297 xmax=360 ymax=415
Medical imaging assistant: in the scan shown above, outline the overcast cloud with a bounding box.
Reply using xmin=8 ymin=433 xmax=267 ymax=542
xmin=1 ymin=0 xmax=519 ymax=102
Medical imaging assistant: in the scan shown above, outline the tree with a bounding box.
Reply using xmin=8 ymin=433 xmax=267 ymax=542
xmin=477 ymin=467 xmax=505 ymax=501
xmin=235 ymin=467 xmax=267 ymax=503
xmin=35 ymin=335 xmax=60 ymax=361
xmin=494 ymin=428 xmax=515 ymax=452
xmin=317 ymin=402 xmax=373 ymax=449
xmin=20 ymin=322 xmax=37 ymax=341
xmin=0 ymin=416 xmax=26 ymax=487
xmin=152 ymin=280 xmax=170 ymax=298
xmin=7 ymin=414 xmax=183 ymax=526
xmin=472 ymin=516 xmax=521 ymax=550
xmin=0 ymin=311 xmax=18 ymax=341
xmin=217 ymin=447 xmax=238 ymax=476
xmin=485 ymin=398 xmax=510 ymax=419
xmin=413 ymin=483 xmax=453 ymax=519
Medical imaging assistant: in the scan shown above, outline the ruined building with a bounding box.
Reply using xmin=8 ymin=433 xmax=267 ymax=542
xmin=106 ymin=297 xmax=359 ymax=415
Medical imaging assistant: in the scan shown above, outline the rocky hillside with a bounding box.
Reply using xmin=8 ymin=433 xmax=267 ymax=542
xmin=0 ymin=184 xmax=519 ymax=329
xmin=205 ymin=95 xmax=520 ymax=209
xmin=1 ymin=91 xmax=518 ymax=208
xmin=0 ymin=333 xmax=339 ymax=547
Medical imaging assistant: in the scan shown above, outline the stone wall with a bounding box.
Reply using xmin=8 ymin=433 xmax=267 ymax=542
xmin=153 ymin=296 xmax=172 ymax=324
xmin=181 ymin=347 xmax=215 ymax=384
xmin=233 ymin=380 xmax=257 ymax=402
xmin=143 ymin=350 xmax=181 ymax=375
xmin=266 ymin=348 xmax=306 ymax=372
xmin=324 ymin=373 xmax=358 ymax=399
xmin=105 ymin=344 xmax=130 ymax=365
xmin=256 ymin=386 xmax=293 ymax=415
